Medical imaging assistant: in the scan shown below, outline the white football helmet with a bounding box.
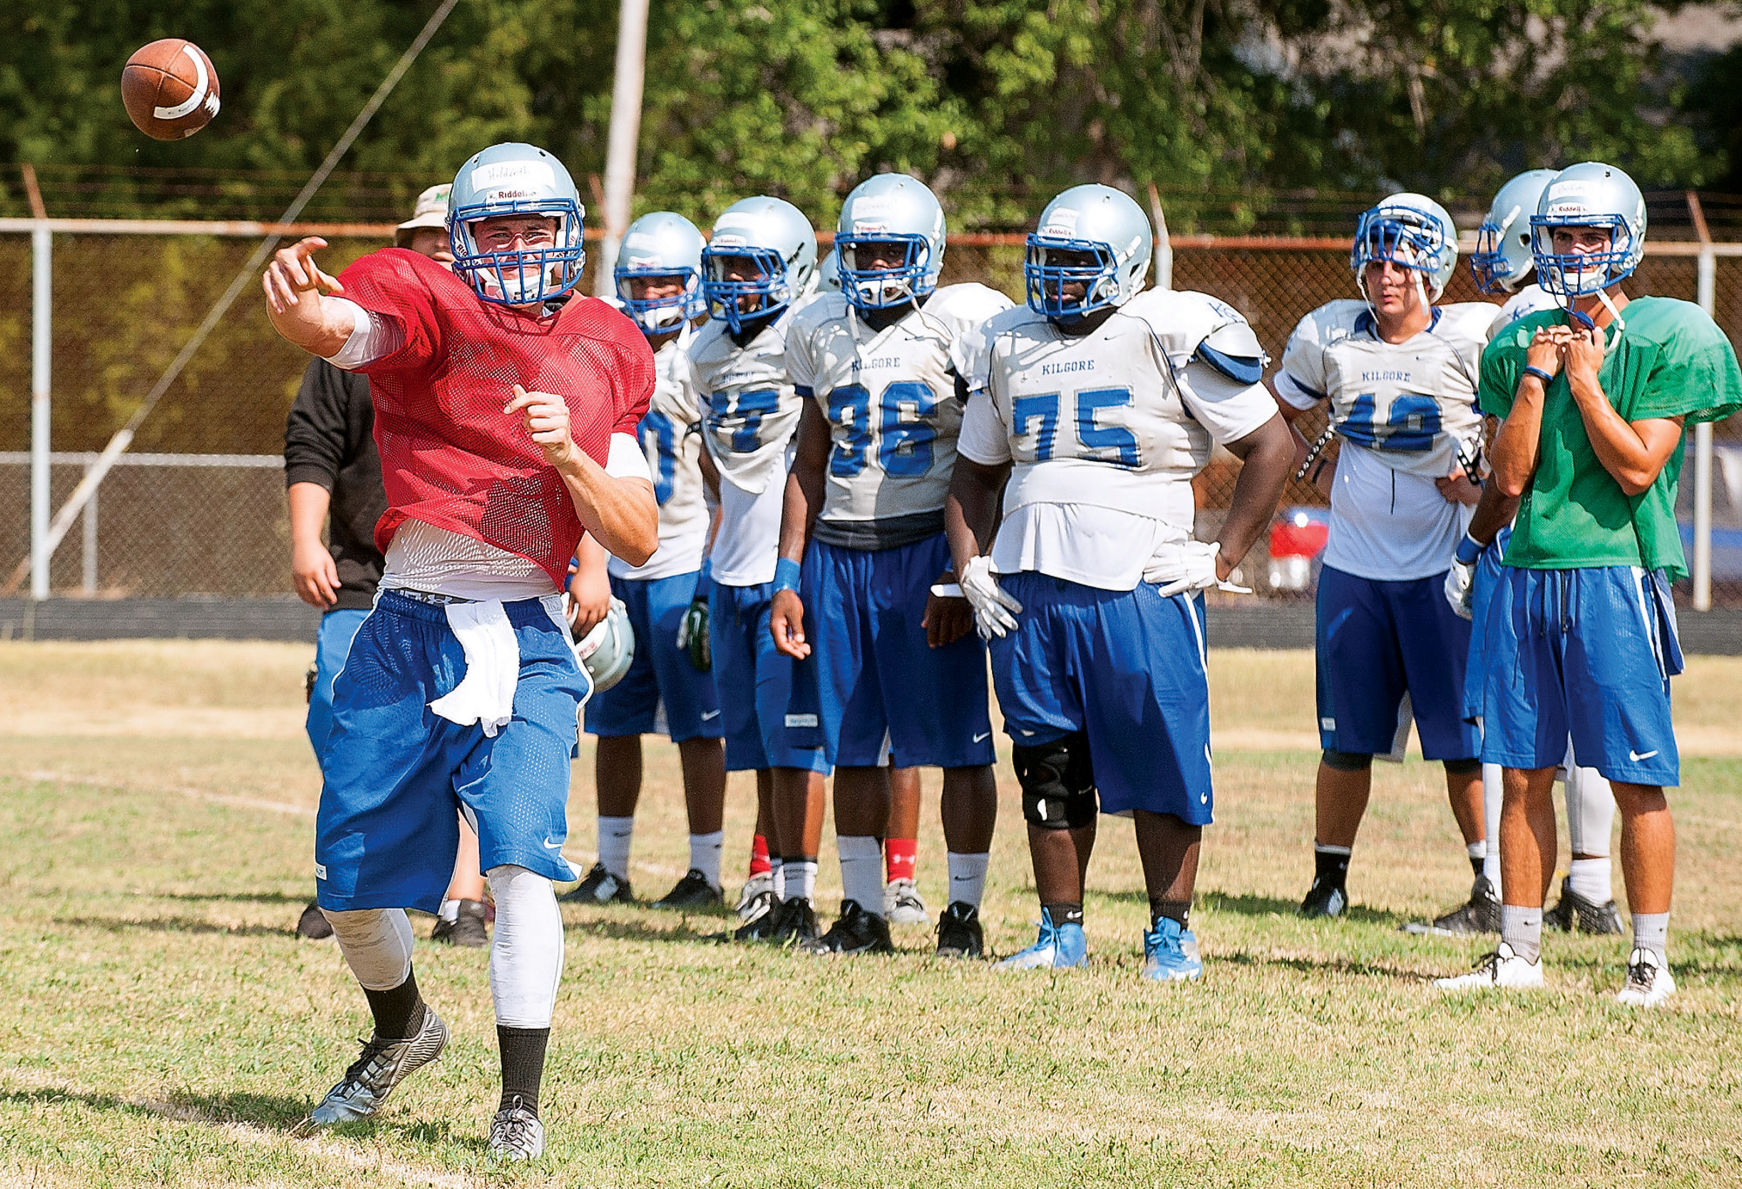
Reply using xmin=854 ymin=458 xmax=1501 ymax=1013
xmin=1470 ymin=169 xmax=1558 ymax=295
xmin=1351 ymin=192 xmax=1458 ymax=301
xmin=1024 ymin=184 xmax=1152 ymax=321
xmin=1531 ymin=162 xmax=1647 ymax=299
xmin=447 ymin=142 xmax=586 ymax=307
xmin=700 ymin=197 xmax=818 ymax=333
xmin=614 ymin=211 xmax=707 ymax=334
xmin=835 ymin=172 xmax=946 ymax=312
xmin=573 ymin=597 xmax=635 ymax=693
xmin=817 ymin=244 xmax=842 ymax=292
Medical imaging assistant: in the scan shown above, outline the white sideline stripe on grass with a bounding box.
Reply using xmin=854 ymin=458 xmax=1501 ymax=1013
xmin=3 ymin=1070 xmax=483 ymax=1189
xmin=25 ymin=769 xmax=314 ymax=817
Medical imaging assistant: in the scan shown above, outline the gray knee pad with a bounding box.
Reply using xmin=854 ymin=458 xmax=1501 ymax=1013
xmin=1321 ymin=749 xmax=1372 ymax=772
xmin=1014 ymin=733 xmax=1097 ymax=829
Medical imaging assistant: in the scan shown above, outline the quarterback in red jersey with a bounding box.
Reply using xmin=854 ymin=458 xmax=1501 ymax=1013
xmin=263 ymin=142 xmax=657 ymax=1161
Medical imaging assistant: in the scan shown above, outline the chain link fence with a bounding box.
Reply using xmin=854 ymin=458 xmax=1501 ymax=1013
xmin=3 ymin=224 xmax=1740 ymax=603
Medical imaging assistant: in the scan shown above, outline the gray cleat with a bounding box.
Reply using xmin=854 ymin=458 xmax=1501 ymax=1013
xmin=489 ymin=1096 xmax=546 ymax=1160
xmin=305 ymin=1008 xmax=448 ymax=1126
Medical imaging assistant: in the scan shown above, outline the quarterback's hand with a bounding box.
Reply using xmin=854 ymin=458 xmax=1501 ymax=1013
xmin=1563 ymin=324 xmax=1607 ymax=397
xmin=1145 ymin=541 xmax=1252 ymax=597
xmin=506 ymin=385 xmax=579 ymax=469
xmin=291 ymin=539 xmax=339 ymax=609
xmin=1443 ymin=558 xmax=1476 ymax=620
xmin=675 ymin=596 xmax=711 ymax=671
xmin=262 ymin=236 xmax=344 ymax=315
xmin=565 ymin=563 xmax=612 ymax=638
xmin=956 ymin=555 xmax=1022 ymax=640
xmin=1524 ymin=326 xmax=1569 ymax=380
xmin=770 ymin=589 xmax=810 ymax=659
xmin=922 ymin=570 xmax=974 ymax=648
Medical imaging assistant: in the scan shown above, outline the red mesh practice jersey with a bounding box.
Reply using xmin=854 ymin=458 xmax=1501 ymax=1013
xmin=338 ymin=249 xmax=655 ymax=587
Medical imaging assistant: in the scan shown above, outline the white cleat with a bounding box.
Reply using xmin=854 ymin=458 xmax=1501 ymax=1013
xmin=1616 ymin=948 xmax=1677 ymax=1008
xmin=488 ymin=1096 xmax=545 ymax=1160
xmin=735 ymin=872 xmax=775 ymax=922
xmin=884 ymin=878 xmax=930 ymax=925
xmin=1432 ymin=942 xmax=1545 ymax=992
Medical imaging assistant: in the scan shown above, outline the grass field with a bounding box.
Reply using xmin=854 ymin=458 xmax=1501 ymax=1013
xmin=1 ymin=641 xmax=1740 ymax=1188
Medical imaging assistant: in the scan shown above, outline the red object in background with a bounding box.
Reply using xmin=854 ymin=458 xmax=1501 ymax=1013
xmin=1271 ymin=507 xmax=1330 ymax=559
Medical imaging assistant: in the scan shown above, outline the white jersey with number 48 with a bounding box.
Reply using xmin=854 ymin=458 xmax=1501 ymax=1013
xmin=610 ymin=324 xmax=711 ymax=582
xmin=785 ymin=283 xmax=1013 ymax=528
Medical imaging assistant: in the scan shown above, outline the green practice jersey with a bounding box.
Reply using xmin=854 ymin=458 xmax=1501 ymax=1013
xmin=1479 ymin=296 xmax=1742 ymax=579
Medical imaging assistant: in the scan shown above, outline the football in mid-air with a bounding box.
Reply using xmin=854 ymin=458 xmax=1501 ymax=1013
xmin=122 ymin=39 xmax=221 ymax=140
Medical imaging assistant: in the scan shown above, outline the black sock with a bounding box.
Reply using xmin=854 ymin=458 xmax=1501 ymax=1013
xmin=1042 ymin=901 xmax=1084 ymax=928
xmin=1313 ymin=846 xmax=1350 ymax=888
xmin=1470 ymin=855 xmax=1485 ymax=880
xmin=498 ymin=1026 xmax=550 ymax=1117
xmin=1149 ymin=898 xmax=1191 ymax=929
xmin=363 ymin=970 xmax=425 ymax=1040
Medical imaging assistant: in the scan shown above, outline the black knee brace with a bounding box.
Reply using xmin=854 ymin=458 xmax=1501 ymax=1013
xmin=1014 ymin=733 xmax=1097 ymax=829
xmin=1321 ymin=749 xmax=1373 ymax=772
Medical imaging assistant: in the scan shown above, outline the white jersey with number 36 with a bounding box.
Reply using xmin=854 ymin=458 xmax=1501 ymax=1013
xmin=959 ymin=288 xmax=1277 ymax=590
xmin=785 ymin=283 xmax=1012 ymax=527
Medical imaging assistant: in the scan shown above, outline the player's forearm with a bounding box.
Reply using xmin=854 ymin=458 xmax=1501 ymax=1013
xmin=558 ymin=453 xmax=659 ymax=566
xmin=1571 ymin=385 xmax=1679 ymax=496
xmin=945 ymin=459 xmax=1007 ymax=572
xmin=1489 ymin=378 xmax=1547 ymax=498
xmin=1216 ymin=414 xmax=1293 ymax=572
xmin=1465 ymin=481 xmax=1517 ymax=545
xmin=776 ymin=466 xmax=823 ymax=564
xmin=267 ymin=292 xmax=357 ymax=359
xmin=287 ymin=482 xmax=333 ymax=550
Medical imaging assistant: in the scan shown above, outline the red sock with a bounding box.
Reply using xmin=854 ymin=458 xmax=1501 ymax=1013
xmin=748 ymin=833 xmax=771 ymax=877
xmin=885 ymin=837 xmax=917 ymax=883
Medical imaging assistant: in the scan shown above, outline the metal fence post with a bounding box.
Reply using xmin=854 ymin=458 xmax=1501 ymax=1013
xmin=82 ymin=469 xmax=98 ymax=595
xmin=1689 ymin=192 xmax=1715 ymax=611
xmin=27 ymin=165 xmax=51 ymax=601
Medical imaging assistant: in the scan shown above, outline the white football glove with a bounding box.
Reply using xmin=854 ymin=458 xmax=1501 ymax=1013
xmin=952 ymin=554 xmax=1023 ymax=640
xmin=1143 ymin=541 xmax=1251 ymax=598
xmin=1443 ymin=558 xmax=1475 ymax=620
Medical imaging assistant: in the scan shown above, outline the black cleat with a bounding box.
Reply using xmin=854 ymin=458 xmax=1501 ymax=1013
xmin=1544 ymin=876 xmax=1624 ymax=935
xmin=804 ymin=900 xmax=894 ymax=955
xmin=769 ymin=897 xmax=820 ymax=947
xmin=430 ymin=899 xmax=489 ymax=947
xmin=934 ymin=901 xmax=984 ymax=959
xmin=654 ymin=869 xmax=724 ymax=909
xmin=1403 ymin=875 xmax=1501 ymax=936
xmin=1297 ymin=875 xmax=1347 ymax=919
xmin=733 ymin=895 xmax=790 ymax=942
xmin=296 ymin=901 xmax=334 ymax=939
xmin=558 ymin=862 xmax=633 ymax=905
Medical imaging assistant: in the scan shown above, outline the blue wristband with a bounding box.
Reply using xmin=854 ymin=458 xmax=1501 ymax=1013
xmin=1522 ymin=364 xmax=1555 ymax=386
xmin=773 ymin=557 xmax=801 ymax=594
xmin=1454 ymin=532 xmax=1484 ymax=566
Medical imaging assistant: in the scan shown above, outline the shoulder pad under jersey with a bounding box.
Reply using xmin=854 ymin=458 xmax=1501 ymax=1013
xmin=925 ymin=282 xmax=1017 ymax=326
xmin=1122 ymin=288 xmax=1267 ymax=380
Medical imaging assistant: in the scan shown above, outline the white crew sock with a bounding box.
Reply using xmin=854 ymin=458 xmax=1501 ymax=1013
xmin=836 ymin=836 xmax=884 ymax=913
xmin=1501 ymin=904 xmax=1542 ymax=964
xmin=1631 ymin=911 xmax=1669 ymax=966
xmin=770 ymin=857 xmax=786 ymax=900
xmin=782 ymin=858 xmax=817 ymax=903
xmin=597 ymin=815 xmax=634 ymax=880
xmin=1568 ymin=856 xmax=1613 ymax=904
xmin=437 ymin=898 xmax=461 ymax=924
xmin=487 ymin=864 xmax=564 ymax=1028
xmin=689 ymin=830 xmax=725 ymax=889
xmin=946 ymin=851 xmax=990 ymax=909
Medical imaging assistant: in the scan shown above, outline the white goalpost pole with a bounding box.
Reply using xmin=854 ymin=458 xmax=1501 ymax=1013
xmin=593 ymin=0 xmax=651 ymax=298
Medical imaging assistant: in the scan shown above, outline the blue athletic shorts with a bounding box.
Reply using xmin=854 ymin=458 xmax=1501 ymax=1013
xmin=1462 ymin=525 xmax=1512 ymax=723
xmin=314 ymin=590 xmax=587 ymax=914
xmin=784 ymin=534 xmax=994 ymax=769
xmin=988 ymin=573 xmax=1214 ymax=824
xmin=1315 ymin=564 xmax=1478 ymax=761
xmin=1481 ymin=565 xmax=1681 ymax=787
xmin=306 ymin=607 xmax=369 ymax=764
xmin=584 ymin=569 xmax=723 ymax=742
xmin=708 ymin=579 xmax=829 ymax=774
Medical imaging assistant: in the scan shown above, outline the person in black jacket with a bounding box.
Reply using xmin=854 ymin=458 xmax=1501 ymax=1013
xmin=283 ymin=184 xmax=490 ymax=946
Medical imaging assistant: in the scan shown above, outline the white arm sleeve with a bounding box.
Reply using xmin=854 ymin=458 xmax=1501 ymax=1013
xmin=605 ymin=432 xmax=655 ymax=482
xmin=322 ymin=299 xmax=379 ymax=370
